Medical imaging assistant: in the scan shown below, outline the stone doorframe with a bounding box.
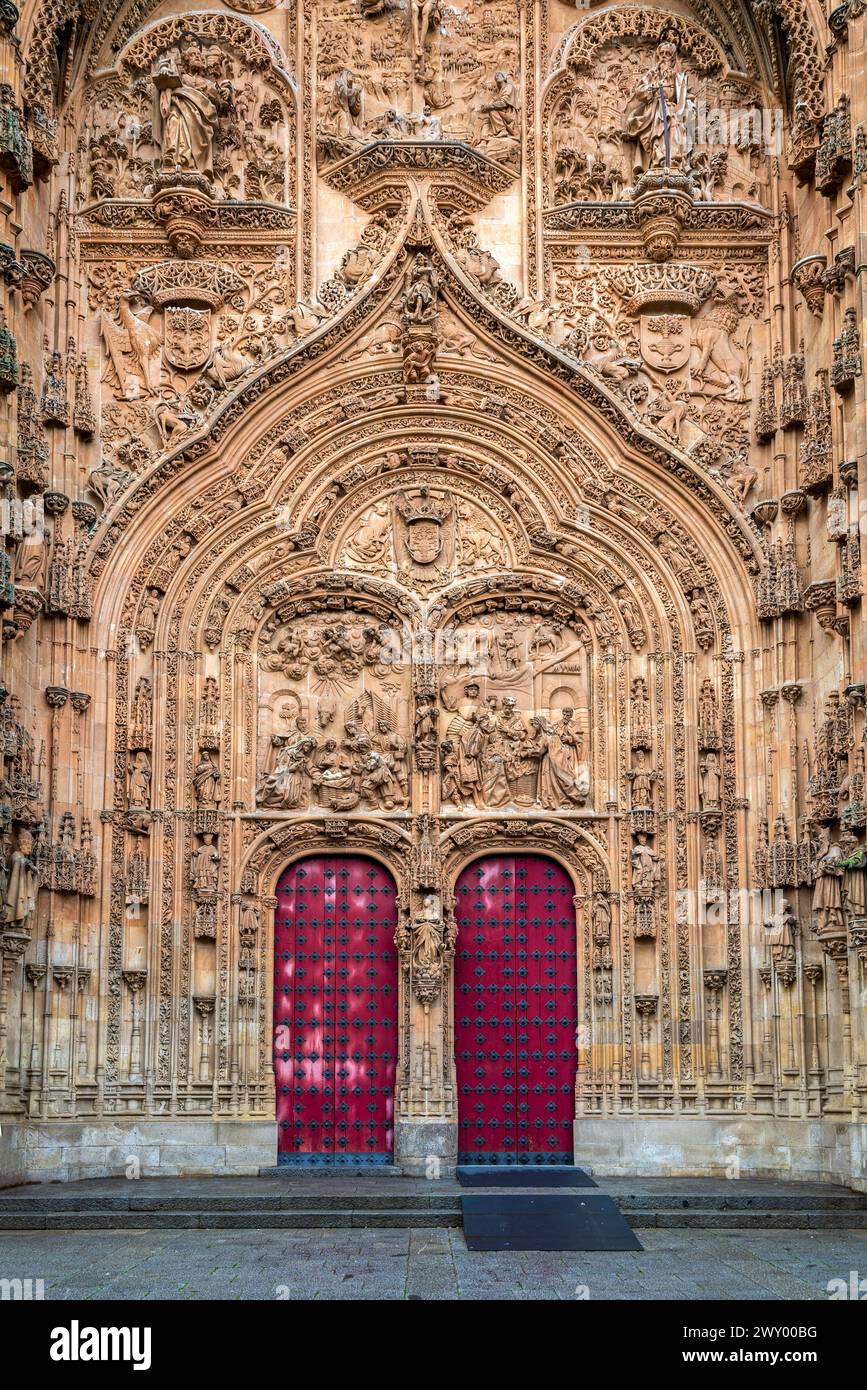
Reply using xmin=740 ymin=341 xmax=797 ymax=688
xmin=242 ymin=817 xmax=609 ymax=1172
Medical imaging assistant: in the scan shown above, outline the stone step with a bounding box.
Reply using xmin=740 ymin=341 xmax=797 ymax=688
xmin=0 ymin=1190 xmax=463 ymax=1214
xmin=624 ymin=1209 xmax=867 ymax=1230
xmin=0 ymin=1208 xmax=463 ymax=1231
xmin=601 ymin=1190 xmax=867 ymax=1212
xmin=2 ymin=1200 xmax=866 ymax=1231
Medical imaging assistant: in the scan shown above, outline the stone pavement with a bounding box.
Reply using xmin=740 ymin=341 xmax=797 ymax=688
xmin=1 ymin=1226 xmax=865 ymax=1299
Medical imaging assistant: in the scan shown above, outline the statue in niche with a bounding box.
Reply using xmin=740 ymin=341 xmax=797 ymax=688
xmin=698 ymin=678 xmax=718 ymax=732
xmin=593 ymin=894 xmax=611 ymax=945
xmin=136 ymin=589 xmax=162 ymax=650
xmin=3 ymin=830 xmax=39 ymax=932
xmin=414 ymin=693 xmax=439 ymax=751
xmin=839 ymin=830 xmax=867 ymax=924
xmin=631 ymin=833 xmax=660 ymax=894
xmin=127 ymin=751 xmax=152 ymax=809
xmin=627 ymin=748 xmax=657 ymax=808
xmin=14 ymin=528 xmax=46 ymax=588
xmin=190 ymin=833 xmax=220 ymax=893
xmin=765 ymin=899 xmax=798 ymax=974
xmin=131 ymin=677 xmax=152 ymax=732
xmin=631 ymin=677 xmax=651 ymax=732
xmin=412 ymin=894 xmax=444 ymax=969
xmin=811 ymin=826 xmax=845 ymax=937
xmin=240 ymin=901 xmax=260 ymax=937
xmin=623 ymin=40 xmax=695 ymax=181
xmin=154 ymin=52 xmax=219 ymax=178
xmin=193 ymin=750 xmax=221 ymax=809
xmin=699 ymin=751 xmax=722 ymax=809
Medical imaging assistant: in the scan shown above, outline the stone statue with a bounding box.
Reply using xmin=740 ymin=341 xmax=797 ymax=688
xmin=839 ymin=830 xmax=867 ymax=923
xmin=699 ymin=752 xmax=722 ymax=809
xmin=127 ymin=751 xmax=152 ymax=808
xmin=193 ymin=750 xmax=221 ymax=808
xmin=811 ymin=826 xmax=845 ymax=937
xmin=765 ymin=898 xmax=798 ymax=974
xmin=631 ymin=833 xmax=660 ymax=895
xmin=623 ymin=41 xmax=695 ymax=180
xmin=190 ymin=833 xmax=220 ymax=893
xmin=154 ymin=53 xmax=219 ymax=178
xmin=3 ymin=830 xmax=39 ymax=932
xmin=627 ymin=748 xmax=657 ymax=808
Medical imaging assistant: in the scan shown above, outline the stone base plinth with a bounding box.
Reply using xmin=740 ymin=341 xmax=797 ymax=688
xmin=0 ymin=1119 xmax=277 ymax=1187
xmin=575 ymin=1117 xmax=867 ymax=1192
xmin=394 ymin=1120 xmax=458 ymax=1177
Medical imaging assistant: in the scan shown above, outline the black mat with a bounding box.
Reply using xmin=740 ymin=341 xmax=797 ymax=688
xmin=457 ymin=1164 xmax=597 ymax=1188
xmin=461 ymin=1192 xmax=643 ymax=1251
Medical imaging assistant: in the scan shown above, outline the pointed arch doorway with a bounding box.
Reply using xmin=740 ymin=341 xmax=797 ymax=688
xmin=273 ymin=856 xmax=398 ymax=1164
xmin=454 ymin=855 xmax=578 ymax=1165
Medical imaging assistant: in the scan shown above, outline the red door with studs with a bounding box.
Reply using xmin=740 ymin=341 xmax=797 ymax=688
xmin=273 ymin=856 xmax=398 ymax=1164
xmin=454 ymin=855 xmax=578 ymax=1165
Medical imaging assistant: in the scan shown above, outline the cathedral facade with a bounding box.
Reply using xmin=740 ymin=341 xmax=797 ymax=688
xmin=1 ymin=0 xmax=866 ymax=1187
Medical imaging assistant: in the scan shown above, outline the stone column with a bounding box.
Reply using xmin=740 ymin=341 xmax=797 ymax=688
xmin=703 ymin=970 xmax=727 ymax=1082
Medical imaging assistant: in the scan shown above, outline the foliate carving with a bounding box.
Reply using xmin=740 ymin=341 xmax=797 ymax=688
xmin=791 ymin=255 xmax=826 ymax=317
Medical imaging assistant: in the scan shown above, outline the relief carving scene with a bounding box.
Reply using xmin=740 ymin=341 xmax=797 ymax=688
xmin=0 ymin=0 xmax=865 ymax=1196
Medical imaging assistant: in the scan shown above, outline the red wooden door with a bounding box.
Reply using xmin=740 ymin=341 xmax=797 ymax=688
xmin=454 ymin=855 xmax=577 ymax=1164
xmin=273 ymin=856 xmax=398 ymax=1164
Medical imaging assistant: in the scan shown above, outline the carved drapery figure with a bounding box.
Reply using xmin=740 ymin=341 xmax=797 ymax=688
xmin=3 ymin=831 xmax=39 ymax=932
xmin=127 ymin=751 xmax=152 ymax=809
xmin=765 ymin=899 xmax=798 ymax=975
xmin=812 ymin=828 xmax=845 ymax=938
xmin=699 ymin=752 xmax=722 ymax=810
xmin=154 ymin=54 xmax=219 ymax=178
xmin=533 ymin=714 xmax=590 ymax=809
xmin=193 ymin=750 xmax=221 ymax=809
xmin=623 ymin=41 xmax=695 ymax=179
xmin=190 ymin=833 xmax=221 ymax=893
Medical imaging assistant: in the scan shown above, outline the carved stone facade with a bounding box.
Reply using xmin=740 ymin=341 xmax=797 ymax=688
xmin=1 ymin=0 xmax=866 ymax=1186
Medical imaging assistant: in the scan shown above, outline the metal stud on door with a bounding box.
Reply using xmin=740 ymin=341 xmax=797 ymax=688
xmin=273 ymin=856 xmax=398 ymax=1164
xmin=454 ymin=855 xmax=578 ymax=1164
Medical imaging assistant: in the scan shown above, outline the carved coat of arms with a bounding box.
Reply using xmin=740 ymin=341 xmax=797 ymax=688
xmin=394 ymin=487 xmax=456 ymax=588
xmin=639 ymin=313 xmax=690 ymax=373
xmin=164 ymin=306 xmax=212 ymax=370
